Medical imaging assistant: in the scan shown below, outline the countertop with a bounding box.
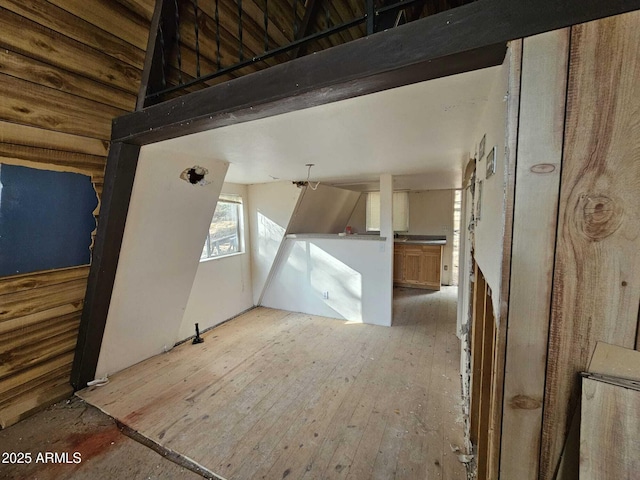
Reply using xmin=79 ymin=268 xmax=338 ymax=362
xmin=394 ymin=235 xmax=447 ymax=246
xmin=286 ymin=233 xmax=387 ymax=241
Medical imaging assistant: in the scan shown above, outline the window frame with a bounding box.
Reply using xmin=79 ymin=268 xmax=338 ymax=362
xmin=365 ymin=191 xmax=410 ymax=233
xmin=200 ymin=194 xmax=244 ymax=262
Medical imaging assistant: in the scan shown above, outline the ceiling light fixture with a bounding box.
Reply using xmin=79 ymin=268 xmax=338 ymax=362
xmin=305 ymin=163 xmax=320 ymax=191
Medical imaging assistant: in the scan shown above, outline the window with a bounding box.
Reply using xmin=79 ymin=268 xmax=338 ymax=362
xmin=201 ymin=194 xmax=243 ymax=260
xmin=366 ymin=191 xmax=409 ymax=232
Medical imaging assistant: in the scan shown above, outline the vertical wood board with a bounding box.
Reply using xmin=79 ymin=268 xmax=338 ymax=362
xmin=499 ymin=29 xmax=569 ymax=480
xmin=580 ymin=379 xmax=640 ymax=479
xmin=487 ymin=38 xmax=522 ymax=480
xmin=540 ymin=11 xmax=640 ymax=479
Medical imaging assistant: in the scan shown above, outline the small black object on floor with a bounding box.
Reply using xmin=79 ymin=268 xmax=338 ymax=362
xmin=192 ymin=323 xmax=204 ymax=344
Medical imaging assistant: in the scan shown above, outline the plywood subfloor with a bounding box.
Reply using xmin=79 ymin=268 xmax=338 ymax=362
xmin=79 ymin=287 xmax=465 ymax=479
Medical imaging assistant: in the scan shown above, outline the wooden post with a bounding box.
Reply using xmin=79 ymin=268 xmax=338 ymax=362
xmin=71 ymin=142 xmax=141 ymax=389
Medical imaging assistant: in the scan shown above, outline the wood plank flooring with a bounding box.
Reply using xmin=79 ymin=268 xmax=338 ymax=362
xmin=78 ymin=287 xmax=465 ymax=479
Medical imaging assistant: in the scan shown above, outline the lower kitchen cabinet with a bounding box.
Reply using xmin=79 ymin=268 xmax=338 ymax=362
xmin=393 ymin=244 xmax=442 ymax=290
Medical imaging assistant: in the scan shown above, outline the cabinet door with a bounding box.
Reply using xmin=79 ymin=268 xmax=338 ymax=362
xmin=403 ymin=247 xmax=423 ymax=284
xmin=420 ymin=246 xmax=442 ymax=289
xmin=393 ymin=246 xmax=404 ymax=282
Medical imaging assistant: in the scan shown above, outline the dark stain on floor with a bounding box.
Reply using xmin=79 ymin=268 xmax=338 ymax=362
xmin=0 ymin=396 xmax=203 ymax=480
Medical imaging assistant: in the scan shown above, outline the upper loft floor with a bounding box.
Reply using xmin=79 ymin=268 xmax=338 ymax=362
xmin=140 ymin=0 xmax=477 ymax=106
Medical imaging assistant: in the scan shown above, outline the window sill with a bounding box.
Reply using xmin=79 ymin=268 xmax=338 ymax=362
xmin=199 ymin=251 xmax=245 ymax=263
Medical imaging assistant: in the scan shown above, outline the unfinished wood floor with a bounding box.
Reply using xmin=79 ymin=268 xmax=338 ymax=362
xmin=79 ymin=287 xmax=465 ymax=480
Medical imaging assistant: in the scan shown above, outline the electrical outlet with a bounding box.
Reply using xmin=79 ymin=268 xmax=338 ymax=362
xmin=323 ymin=291 xmax=329 ymax=299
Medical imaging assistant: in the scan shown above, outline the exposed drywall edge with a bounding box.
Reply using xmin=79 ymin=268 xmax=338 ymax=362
xmin=472 ymin=52 xmax=510 ymax=319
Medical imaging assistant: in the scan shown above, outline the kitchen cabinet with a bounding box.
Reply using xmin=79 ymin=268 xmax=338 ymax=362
xmin=393 ymin=243 xmax=442 ymax=290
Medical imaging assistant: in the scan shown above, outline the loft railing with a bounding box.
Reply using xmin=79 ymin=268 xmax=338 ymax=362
xmin=142 ymin=0 xmax=475 ymax=106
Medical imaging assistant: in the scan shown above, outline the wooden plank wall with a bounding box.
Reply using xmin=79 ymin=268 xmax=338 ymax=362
xmin=499 ymin=29 xmax=568 ymax=479
xmin=579 ymin=379 xmax=640 ymax=479
xmin=504 ymin=10 xmax=640 ymax=479
xmin=0 ymin=0 xmax=153 ymax=427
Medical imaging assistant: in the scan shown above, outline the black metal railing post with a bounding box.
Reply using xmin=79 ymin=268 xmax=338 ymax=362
xmin=238 ymin=0 xmax=244 ymax=61
xmin=215 ymin=0 xmax=221 ymax=70
xmin=263 ymin=0 xmax=269 ymax=51
xmin=158 ymin=23 xmax=167 ymax=88
xmin=146 ymin=0 xmax=461 ymax=103
xmin=174 ymin=0 xmax=182 ymax=84
xmin=366 ymin=0 xmax=375 ymax=35
xmin=193 ymin=0 xmax=201 ymax=77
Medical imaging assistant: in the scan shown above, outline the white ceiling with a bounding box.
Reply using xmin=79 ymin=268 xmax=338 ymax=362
xmin=152 ymin=66 xmax=500 ymax=189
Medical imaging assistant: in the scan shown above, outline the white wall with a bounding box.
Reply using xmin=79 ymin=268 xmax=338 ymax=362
xmin=178 ymin=183 xmax=253 ymax=340
xmin=247 ymin=181 xmax=301 ymax=305
xmin=262 ymin=237 xmax=393 ymax=326
xmin=96 ymin=147 xmax=228 ymax=378
xmin=408 ymin=189 xmax=455 ymax=285
xmin=288 ymin=184 xmax=361 ymax=234
xmin=471 ymin=55 xmax=510 ymax=311
xmin=347 ymin=194 xmax=367 ymax=233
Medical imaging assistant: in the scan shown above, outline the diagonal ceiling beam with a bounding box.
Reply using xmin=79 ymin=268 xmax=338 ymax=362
xmin=291 ymin=0 xmax=322 ymax=58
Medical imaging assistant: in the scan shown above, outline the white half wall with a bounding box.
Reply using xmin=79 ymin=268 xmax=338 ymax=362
xmin=95 ymin=147 xmax=228 ymax=378
xmin=178 ymin=183 xmax=253 ymax=340
xmin=472 ymin=53 xmax=510 ymax=311
xmin=261 ymin=236 xmax=393 ymax=326
xmin=247 ymin=181 xmax=301 ymax=305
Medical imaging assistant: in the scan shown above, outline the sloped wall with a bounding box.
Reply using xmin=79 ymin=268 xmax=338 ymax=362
xmin=95 ymin=149 xmax=228 ymax=378
xmin=179 ymin=182 xmax=254 ymax=340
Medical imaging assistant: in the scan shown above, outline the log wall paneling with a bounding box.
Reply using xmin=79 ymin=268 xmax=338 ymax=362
xmin=0 ymin=122 xmax=108 ymax=158
xmin=0 ymin=75 xmax=126 ymax=141
xmin=0 ymin=8 xmax=141 ymax=94
xmin=499 ymin=29 xmax=568 ymax=480
xmin=0 ymin=0 xmax=146 ymax=68
xmin=0 ymin=267 xmax=89 ymax=428
xmin=115 ymin=0 xmax=156 ymax=23
xmin=540 ymin=10 xmax=640 ymax=479
xmin=0 ymin=50 xmax=137 ymax=111
xmin=0 ymin=0 xmax=150 ymax=426
xmin=46 ymin=0 xmax=151 ymax=50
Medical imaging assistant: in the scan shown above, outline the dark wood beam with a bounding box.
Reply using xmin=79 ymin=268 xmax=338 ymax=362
xmin=137 ymin=0 xmax=178 ymax=109
xmin=70 ymin=142 xmax=141 ymax=390
xmin=115 ymin=0 xmax=640 ymax=145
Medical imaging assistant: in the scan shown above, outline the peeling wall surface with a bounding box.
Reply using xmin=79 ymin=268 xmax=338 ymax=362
xmin=471 ymin=54 xmax=510 ymax=311
xmin=0 ymin=164 xmax=97 ymax=276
